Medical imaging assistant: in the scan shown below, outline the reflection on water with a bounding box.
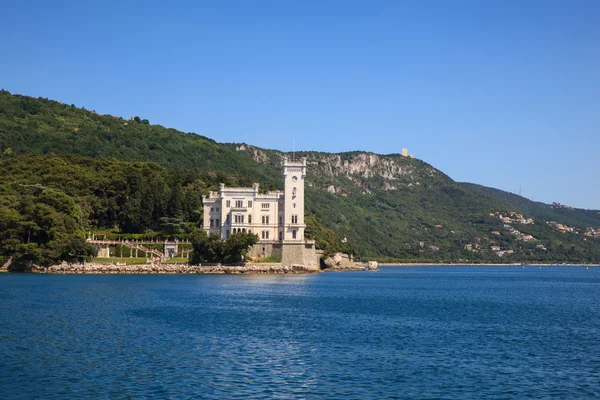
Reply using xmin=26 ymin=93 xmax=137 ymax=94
xmin=1 ymin=267 xmax=599 ymax=399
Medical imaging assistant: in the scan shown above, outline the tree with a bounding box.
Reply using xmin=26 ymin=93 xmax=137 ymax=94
xmin=223 ymin=232 xmax=259 ymax=263
xmin=58 ymin=232 xmax=97 ymax=262
xmin=160 ymin=217 xmax=185 ymax=235
xmin=168 ymin=183 xmax=184 ymax=218
xmin=190 ymin=230 xmax=258 ymax=264
xmin=190 ymin=229 xmax=211 ymax=264
xmin=207 ymin=234 xmax=226 ymax=263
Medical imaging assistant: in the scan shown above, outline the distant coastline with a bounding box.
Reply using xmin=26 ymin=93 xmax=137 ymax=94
xmin=5 ymin=261 xmax=596 ymax=275
xmin=377 ymin=262 xmax=600 ymax=267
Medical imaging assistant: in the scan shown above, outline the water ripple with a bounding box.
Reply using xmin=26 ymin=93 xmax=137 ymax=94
xmin=1 ymin=267 xmax=599 ymax=399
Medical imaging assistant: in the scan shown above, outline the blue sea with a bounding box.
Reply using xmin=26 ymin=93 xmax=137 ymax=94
xmin=1 ymin=267 xmax=599 ymax=399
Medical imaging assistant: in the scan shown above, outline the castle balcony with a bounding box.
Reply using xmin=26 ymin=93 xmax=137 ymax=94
xmin=285 ymin=223 xmax=306 ymax=228
xmin=280 ymin=239 xmax=315 ymax=245
xmin=282 ymin=157 xmax=307 ymax=167
xmin=254 ymin=192 xmax=283 ymax=199
xmin=220 ymin=186 xmax=257 ymax=194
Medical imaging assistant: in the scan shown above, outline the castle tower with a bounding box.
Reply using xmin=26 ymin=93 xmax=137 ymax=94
xmin=281 ymin=156 xmax=306 ymax=242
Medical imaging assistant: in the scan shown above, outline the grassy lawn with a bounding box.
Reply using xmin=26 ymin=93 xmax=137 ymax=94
xmin=93 ymin=257 xmax=149 ymax=265
xmin=163 ymin=258 xmax=189 ymax=264
xmin=250 ymin=256 xmax=281 ymax=263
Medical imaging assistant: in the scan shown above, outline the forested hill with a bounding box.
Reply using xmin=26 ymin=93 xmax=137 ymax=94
xmin=0 ymin=90 xmax=281 ymax=186
xmin=1 ymin=90 xmax=600 ymax=266
xmin=461 ymin=183 xmax=600 ymax=228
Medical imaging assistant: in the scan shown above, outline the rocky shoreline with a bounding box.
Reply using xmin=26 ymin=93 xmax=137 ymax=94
xmin=18 ymin=259 xmax=600 ymax=273
xmin=30 ymin=262 xmax=323 ymax=274
xmin=22 ymin=260 xmax=378 ymax=275
xmin=1 ymin=254 xmax=379 ymax=275
xmin=321 ymin=253 xmax=378 ymax=271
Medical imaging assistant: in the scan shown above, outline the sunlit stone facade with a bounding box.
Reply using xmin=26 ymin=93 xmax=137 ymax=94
xmin=202 ymin=157 xmax=316 ymax=266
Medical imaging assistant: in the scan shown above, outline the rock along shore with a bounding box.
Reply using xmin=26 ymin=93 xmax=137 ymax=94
xmin=27 ymin=259 xmax=379 ymax=275
xmin=32 ymin=262 xmax=322 ymax=275
xmin=321 ymin=253 xmax=378 ymax=271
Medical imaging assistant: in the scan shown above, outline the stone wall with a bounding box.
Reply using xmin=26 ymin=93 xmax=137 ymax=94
xmin=248 ymin=242 xmax=318 ymax=268
xmin=248 ymin=242 xmax=283 ymax=260
xmin=281 ymin=242 xmax=318 ymax=268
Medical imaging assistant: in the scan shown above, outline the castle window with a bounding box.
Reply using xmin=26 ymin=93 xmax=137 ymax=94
xmin=226 ymin=200 xmax=231 ymax=208
xmin=262 ymin=203 xmax=270 ymax=209
xmin=248 ymin=201 xmax=252 ymax=208
xmin=291 ymin=215 xmax=298 ymax=224
xmin=261 ymin=231 xmax=269 ymax=239
xmin=216 ymin=219 xmax=220 ymax=226
xmin=279 ymin=216 xmax=283 ymax=224
xmin=292 ymin=230 xmax=297 ymax=239
xmin=279 ymin=231 xmax=283 ymax=241
xmin=248 ymin=215 xmax=252 ymax=224
xmin=293 ymin=203 xmax=296 ymax=208
xmin=210 ymin=207 xmax=214 ymax=212
xmin=235 ymin=200 xmax=243 ymax=208
xmin=262 ymin=216 xmax=270 ymax=225
xmin=210 ymin=219 xmax=214 ymax=227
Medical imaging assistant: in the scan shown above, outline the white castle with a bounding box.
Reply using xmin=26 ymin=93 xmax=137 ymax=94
xmin=202 ymin=157 xmax=317 ymax=266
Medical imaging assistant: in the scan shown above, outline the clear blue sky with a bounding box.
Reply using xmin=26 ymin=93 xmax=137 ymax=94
xmin=2 ymin=0 xmax=599 ymax=209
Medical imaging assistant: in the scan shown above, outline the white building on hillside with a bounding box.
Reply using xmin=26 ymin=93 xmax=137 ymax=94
xmin=202 ymin=157 xmax=316 ymax=266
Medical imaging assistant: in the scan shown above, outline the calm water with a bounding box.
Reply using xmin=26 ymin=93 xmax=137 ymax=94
xmin=1 ymin=267 xmax=599 ymax=399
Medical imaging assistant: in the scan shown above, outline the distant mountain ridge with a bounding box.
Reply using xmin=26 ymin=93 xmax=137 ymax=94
xmin=1 ymin=89 xmax=599 ymax=263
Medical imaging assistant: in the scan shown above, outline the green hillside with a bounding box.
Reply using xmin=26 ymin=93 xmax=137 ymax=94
xmin=461 ymin=182 xmax=600 ymax=228
xmin=0 ymin=90 xmax=280 ymax=185
xmin=1 ymin=90 xmax=599 ymax=267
